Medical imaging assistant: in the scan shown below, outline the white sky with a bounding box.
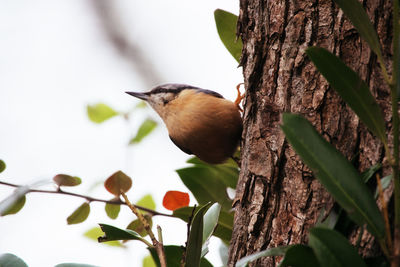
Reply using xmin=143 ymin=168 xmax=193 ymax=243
xmin=0 ymin=1 xmax=242 ymax=266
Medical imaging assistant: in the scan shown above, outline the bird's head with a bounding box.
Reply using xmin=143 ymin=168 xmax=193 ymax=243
xmin=126 ymin=83 xmax=223 ymax=119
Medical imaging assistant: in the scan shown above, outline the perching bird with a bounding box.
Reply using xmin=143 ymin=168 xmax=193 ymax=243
xmin=126 ymin=83 xmax=242 ymax=164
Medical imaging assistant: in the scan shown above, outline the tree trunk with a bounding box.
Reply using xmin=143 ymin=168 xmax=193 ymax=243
xmin=229 ymin=0 xmax=393 ymax=266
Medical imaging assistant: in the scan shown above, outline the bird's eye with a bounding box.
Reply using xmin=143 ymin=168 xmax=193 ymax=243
xmin=163 ymin=99 xmax=170 ymax=105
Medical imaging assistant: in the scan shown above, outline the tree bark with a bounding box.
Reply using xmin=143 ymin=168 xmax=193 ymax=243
xmin=229 ymin=0 xmax=393 ymax=266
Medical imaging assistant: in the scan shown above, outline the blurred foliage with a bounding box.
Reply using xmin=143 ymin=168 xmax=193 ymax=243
xmin=1 ymin=195 xmax=26 ymax=216
xmin=0 ymin=159 xmax=5 ymax=173
xmin=105 ymin=202 xmax=120 ymax=219
xmin=129 ymin=118 xmax=158 ymax=144
xmin=87 ymin=103 xmax=119 ymax=123
xmin=104 ymin=170 xmax=132 ymax=196
xmin=142 ymin=255 xmax=156 ymax=267
xmin=136 ymin=194 xmax=156 ymax=211
xmin=67 ymin=202 xmax=90 ymax=225
xmin=53 ymin=174 xmax=82 ymax=187
xmin=0 ymin=253 xmax=28 ymax=267
xmin=0 ymin=6 xmax=244 ymax=267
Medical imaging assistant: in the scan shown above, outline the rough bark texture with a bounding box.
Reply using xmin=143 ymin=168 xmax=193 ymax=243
xmin=229 ymin=0 xmax=393 ymax=266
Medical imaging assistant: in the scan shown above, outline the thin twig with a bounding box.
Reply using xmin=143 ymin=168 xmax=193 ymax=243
xmin=90 ymin=0 xmax=163 ymax=87
xmin=121 ymin=192 xmax=167 ymax=267
xmin=0 ymin=180 xmax=173 ymax=217
xmin=157 ymin=225 xmax=163 ymax=244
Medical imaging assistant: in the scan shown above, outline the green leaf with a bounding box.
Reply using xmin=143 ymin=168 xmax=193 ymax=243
xmin=55 ymin=264 xmax=100 ymax=267
xmin=235 ymin=246 xmax=288 ymax=267
xmin=105 ymin=202 xmax=120 ymax=219
xmin=214 ymin=209 xmax=234 ymax=242
xmin=126 ymin=215 xmax=153 ymax=237
xmin=200 ymin=258 xmax=213 ymax=267
xmin=186 ymin=203 xmax=213 ymax=267
xmin=0 ymin=159 xmax=6 ymax=173
xmin=53 ymin=174 xmax=82 ymax=187
xmin=1 ymin=195 xmax=26 ymax=216
xmin=202 ymin=203 xmax=221 ymax=244
xmin=84 ymin=227 xmax=122 ymax=247
xmin=176 ymin=167 xmax=232 ymax=210
xmin=201 ymin=203 xmax=221 ymax=257
xmin=98 ymin=223 xmax=144 ymax=243
xmin=135 ymin=101 xmax=147 ymax=109
xmin=149 ymin=245 xmax=183 ymax=267
xmin=362 ymin=164 xmax=382 ymax=183
xmin=186 ymin=157 xmax=239 ymax=188
xmin=136 ymin=194 xmax=156 ymax=211
xmin=332 ymin=0 xmax=383 ymax=60
xmin=142 ymin=255 xmax=156 ymax=267
xmin=0 ymin=253 xmax=28 ymax=267
xmin=187 ymin=155 xmax=238 ymax=169
xmin=172 ymin=206 xmax=196 ymax=221
xmin=67 ymin=202 xmax=90 ymax=225
xmin=173 ymin=205 xmax=233 ymax=243
xmin=129 ymin=118 xmax=157 ymax=144
xmin=306 ymin=47 xmax=387 ymax=144
xmin=281 ymin=113 xmax=385 ymax=238
xmin=375 ymin=175 xmax=392 ymax=198
xmin=0 ymin=186 xmax=30 ymax=216
xmin=87 ymin=103 xmax=118 ymax=123
xmin=308 ymin=227 xmax=367 ymax=267
xmin=148 ymin=245 xmax=212 ymax=267
xmin=214 ymin=9 xmax=242 ymax=63
xmin=279 ymin=245 xmax=320 ymax=267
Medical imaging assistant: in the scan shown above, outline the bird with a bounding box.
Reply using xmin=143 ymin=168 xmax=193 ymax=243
xmin=126 ymin=83 xmax=243 ymax=164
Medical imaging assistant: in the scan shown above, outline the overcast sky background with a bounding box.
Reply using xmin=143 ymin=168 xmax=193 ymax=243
xmin=0 ymin=1 xmax=242 ymax=266
xmin=0 ymin=0 xmax=242 ymax=267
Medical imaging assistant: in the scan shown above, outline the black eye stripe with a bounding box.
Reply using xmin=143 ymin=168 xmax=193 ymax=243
xmin=150 ymin=88 xmax=183 ymax=95
xmin=148 ymin=84 xmax=224 ymax=99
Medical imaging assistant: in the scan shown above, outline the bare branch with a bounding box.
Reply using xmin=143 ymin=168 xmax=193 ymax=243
xmin=90 ymin=0 xmax=163 ymax=88
xmin=0 ymin=180 xmax=173 ymax=217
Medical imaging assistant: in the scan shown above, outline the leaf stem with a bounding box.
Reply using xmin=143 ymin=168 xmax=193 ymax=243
xmin=376 ymin=174 xmax=392 ymax=253
xmin=138 ymin=236 xmax=154 ymax=248
xmin=0 ymin=180 xmax=174 ymax=218
xmin=121 ymin=192 xmax=167 ymax=267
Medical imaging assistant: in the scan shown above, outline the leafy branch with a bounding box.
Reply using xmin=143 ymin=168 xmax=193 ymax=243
xmin=121 ymin=192 xmax=167 ymax=267
xmin=0 ymin=180 xmax=173 ymax=218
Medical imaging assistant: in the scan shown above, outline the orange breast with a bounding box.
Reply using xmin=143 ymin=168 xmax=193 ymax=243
xmin=164 ymin=90 xmax=242 ymax=164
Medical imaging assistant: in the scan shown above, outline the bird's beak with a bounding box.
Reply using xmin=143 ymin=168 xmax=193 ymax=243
xmin=125 ymin=91 xmax=149 ymax=101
